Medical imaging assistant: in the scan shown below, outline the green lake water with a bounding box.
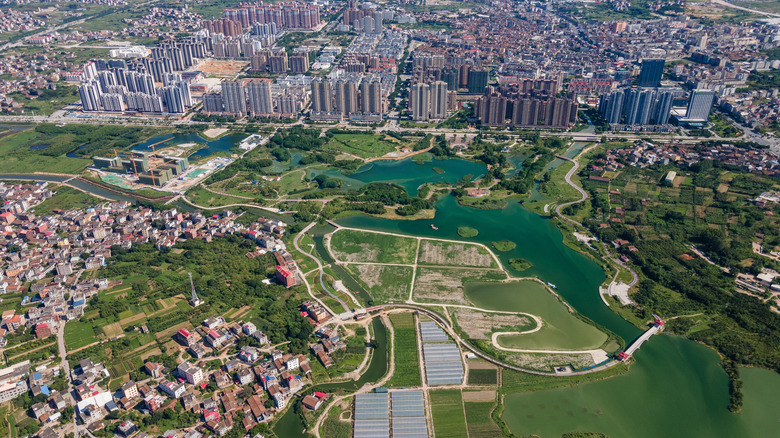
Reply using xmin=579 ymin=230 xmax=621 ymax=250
xmin=465 ymin=281 xmax=608 ymax=351
xmin=131 ymin=132 xmax=245 ymax=159
xmin=310 ymin=156 xmax=486 ymax=196
xmin=333 ymin=176 xmax=780 ymax=437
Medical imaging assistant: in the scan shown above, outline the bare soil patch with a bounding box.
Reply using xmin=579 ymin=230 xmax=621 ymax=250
xmin=451 ymin=308 xmax=532 ymax=340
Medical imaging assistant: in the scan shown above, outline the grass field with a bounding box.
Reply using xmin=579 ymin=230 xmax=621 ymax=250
xmin=64 ymin=320 xmax=97 ymax=351
xmin=330 ymin=229 xmax=418 ymax=264
xmin=386 ymin=313 xmax=421 ymax=387
xmin=468 ymin=369 xmax=498 ymax=386
xmin=345 ymin=264 xmax=413 ymax=303
xmin=324 ymin=133 xmax=401 ymax=158
xmin=463 ymin=401 xmax=502 ymax=438
xmin=0 ymin=124 xmax=169 ymax=174
xmin=32 ymin=185 xmax=103 ymax=215
xmin=430 ymin=389 xmax=468 ymax=438
xmin=0 ymin=128 xmax=92 ymax=174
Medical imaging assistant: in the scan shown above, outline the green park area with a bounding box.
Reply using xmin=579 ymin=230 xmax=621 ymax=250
xmin=323 ymin=133 xmax=404 ymax=159
xmin=0 ymin=124 xmax=170 ymax=174
xmin=329 ymin=229 xmax=418 ymax=264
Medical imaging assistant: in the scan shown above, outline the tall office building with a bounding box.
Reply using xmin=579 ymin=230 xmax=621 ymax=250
xmin=360 ymin=80 xmax=382 ymax=115
xmin=247 ymin=81 xmax=274 ymax=115
xmin=467 ymin=69 xmax=489 ymax=94
xmin=177 ymin=81 xmax=192 ymax=108
xmin=599 ymin=90 xmax=625 ymax=124
xmin=637 ymin=59 xmax=665 ymax=87
xmin=651 ymin=88 xmax=675 ymax=124
xmin=310 ymin=79 xmax=333 ymax=113
xmin=221 ymin=81 xmax=247 ymax=115
xmin=430 ymin=81 xmax=448 ymax=119
xmin=623 ymin=88 xmax=655 ymax=125
xmin=685 ymin=89 xmax=716 ymax=122
xmin=334 ymin=80 xmax=359 ymax=116
xmin=411 ymin=82 xmax=430 ymax=121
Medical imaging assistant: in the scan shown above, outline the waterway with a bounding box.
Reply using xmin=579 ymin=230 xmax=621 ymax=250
xmin=310 ymin=156 xmax=486 ymax=196
xmin=332 ymin=186 xmax=780 ymax=437
xmin=131 ymin=132 xmax=244 ymax=160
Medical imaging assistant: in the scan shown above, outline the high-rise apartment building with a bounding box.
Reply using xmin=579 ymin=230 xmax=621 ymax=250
xmin=685 ymin=89 xmax=716 ymax=122
xmin=310 ymin=79 xmax=333 ymax=113
xmin=247 ymin=81 xmax=274 ymax=115
xmin=637 ymin=58 xmax=665 ymax=88
xmin=221 ymin=81 xmax=247 ymax=115
xmin=412 ymin=82 xmax=430 ymax=121
xmin=430 ymin=81 xmax=448 ymax=119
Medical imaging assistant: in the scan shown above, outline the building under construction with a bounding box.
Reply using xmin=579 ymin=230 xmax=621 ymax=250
xmin=92 ymin=151 xmax=190 ymax=186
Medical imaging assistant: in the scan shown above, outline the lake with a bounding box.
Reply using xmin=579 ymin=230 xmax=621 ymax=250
xmin=334 ymin=191 xmax=780 ymax=437
xmin=310 ymin=156 xmax=486 ymax=196
xmin=131 ymin=132 xmax=245 ymax=160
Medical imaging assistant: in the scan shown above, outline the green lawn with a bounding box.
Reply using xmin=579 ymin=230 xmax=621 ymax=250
xmin=324 ymin=133 xmax=401 ymax=158
xmin=430 ymin=389 xmax=468 ymax=438
xmin=386 ymin=313 xmax=421 ymax=387
xmin=330 ymin=229 xmax=418 ymax=264
xmin=64 ymin=320 xmax=97 ymax=351
xmin=32 ymin=185 xmax=103 ymax=215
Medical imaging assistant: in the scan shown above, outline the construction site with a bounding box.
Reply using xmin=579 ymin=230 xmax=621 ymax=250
xmin=90 ymin=146 xmax=232 ymax=193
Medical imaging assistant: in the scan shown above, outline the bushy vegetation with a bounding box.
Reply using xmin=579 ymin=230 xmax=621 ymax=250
xmin=585 ymin=157 xmax=780 ymax=371
xmin=97 ymin=236 xmax=314 ymax=353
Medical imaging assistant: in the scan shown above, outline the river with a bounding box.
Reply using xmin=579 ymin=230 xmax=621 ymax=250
xmin=330 ymin=170 xmax=780 ymax=437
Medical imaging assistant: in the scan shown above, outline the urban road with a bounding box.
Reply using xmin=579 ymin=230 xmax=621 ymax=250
xmin=3 ymin=114 xmax=777 ymax=151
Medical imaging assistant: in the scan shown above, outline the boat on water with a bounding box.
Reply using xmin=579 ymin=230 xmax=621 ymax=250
xmin=546 ymin=282 xmax=557 ymax=289
xmin=430 ymin=224 xmax=439 ymax=230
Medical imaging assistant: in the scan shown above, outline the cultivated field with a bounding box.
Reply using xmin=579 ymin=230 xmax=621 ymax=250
xmin=386 ymin=313 xmax=421 ymax=387
xmin=464 ymin=401 xmax=502 ymax=438
xmin=413 ymin=267 xmax=505 ymax=305
xmin=430 ymin=389 xmax=468 ymax=438
xmin=347 ymin=264 xmax=413 ymax=303
xmin=417 ymin=240 xmax=496 ymax=268
xmin=450 ymin=308 xmax=534 ymax=340
xmin=330 ymin=229 xmax=418 ymax=264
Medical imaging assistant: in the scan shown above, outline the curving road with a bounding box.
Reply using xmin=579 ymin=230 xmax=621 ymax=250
xmin=552 ymin=147 xmax=639 ymax=288
xmin=293 ymin=222 xmax=351 ymax=313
